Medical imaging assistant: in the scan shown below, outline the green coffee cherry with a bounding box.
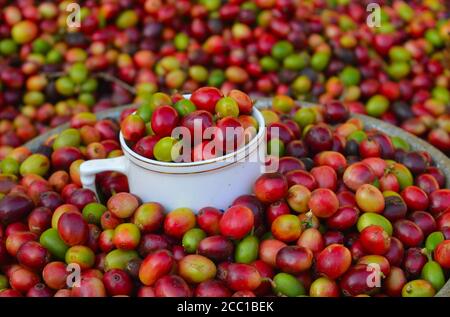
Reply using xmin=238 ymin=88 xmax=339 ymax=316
xmin=311 ymin=51 xmax=330 ymax=71
xmin=260 ymin=56 xmax=279 ymax=72
xmin=19 ymin=154 xmax=50 ymax=177
xmin=174 ymin=33 xmax=189 ymax=51
xmin=116 ymin=10 xmax=138 ymax=29
xmin=182 ymin=228 xmax=206 ymax=253
xmin=53 ymin=128 xmax=81 ymax=150
xmin=272 ymin=41 xmax=294 ymax=60
xmin=0 ymin=39 xmax=18 ymax=56
xmin=366 ymin=95 xmax=390 ymax=117
xmin=294 ymin=108 xmax=316 ymax=128
xmin=340 ymin=66 xmax=361 ymax=86
xmin=69 ymin=63 xmax=89 ymax=84
xmin=0 ymin=157 xmax=20 ymax=175
xmin=235 ymin=236 xmax=259 ymax=264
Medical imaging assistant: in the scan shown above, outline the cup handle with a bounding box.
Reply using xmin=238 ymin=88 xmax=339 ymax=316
xmin=80 ymin=155 xmax=129 ymax=200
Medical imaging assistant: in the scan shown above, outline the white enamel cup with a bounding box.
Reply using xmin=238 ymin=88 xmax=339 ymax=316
xmin=80 ymin=108 xmax=266 ymax=212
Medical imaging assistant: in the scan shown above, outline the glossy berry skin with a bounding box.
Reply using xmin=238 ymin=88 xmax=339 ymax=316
xmin=308 ymin=188 xmax=339 ymax=218
xmin=437 ymin=211 xmax=450 ymax=231
xmin=163 ymin=208 xmax=196 ymax=238
xmin=154 ymin=275 xmax=192 ymax=297
xmin=286 ymin=184 xmax=311 ymax=213
xmin=181 ymin=110 xmax=214 ymax=138
xmin=316 ymin=244 xmax=352 ymax=279
xmin=228 ymin=90 xmax=253 ymax=115
xmin=226 ymin=263 xmax=261 ymax=292
xmin=371 ymin=134 xmax=395 ymax=159
xmin=360 ymin=225 xmax=391 ymax=255
xmin=107 ymin=193 xmax=139 ymax=220
xmin=197 ymin=207 xmax=222 ymax=236
xmin=343 ymin=162 xmax=376 ymax=191
xmin=26 ymin=283 xmax=54 ymax=297
xmin=275 ymin=246 xmax=313 ymax=274
xmin=285 ymin=140 xmax=308 ymax=158
xmin=380 ymin=173 xmax=400 ymax=192
xmin=42 ymin=262 xmax=68 ymax=290
xmin=337 ymin=191 xmax=356 ymax=207
xmin=297 ymin=228 xmax=324 ymax=255
xmin=0 ymin=289 xmax=23 ymax=297
xmin=383 ymin=195 xmax=407 ymax=222
xmin=138 ymin=234 xmax=169 ymax=258
xmin=326 ymin=206 xmax=359 ymax=231
xmin=251 ymin=260 xmax=275 ymax=296
xmin=304 ymin=124 xmax=333 ymax=154
xmin=278 ymin=157 xmax=305 ymax=174
xmin=113 ymin=223 xmax=141 ymax=250
xmin=190 ymin=87 xmax=223 ymax=114
xmin=2 ymin=7 xmax=450 ymax=297
xmin=358 ymin=255 xmax=391 ymax=277
xmin=403 ymin=248 xmax=427 ymax=277
xmin=426 ymin=167 xmax=445 ymax=188
xmin=401 ymin=186 xmax=429 ymax=211
xmin=9 ymin=267 xmax=40 ymax=293
xmin=355 ymin=184 xmax=385 ymax=213
xmin=198 ymin=236 xmax=234 ymax=263
xmin=313 ymin=151 xmax=347 ymax=174
xmin=359 ymin=138 xmax=381 ymax=158
xmin=384 ymin=237 xmax=405 ymax=267
xmin=271 ymin=214 xmax=301 ymax=243
xmin=324 ymin=101 xmax=349 ymax=124
xmin=323 ymin=231 xmax=344 ymax=246
xmin=195 ymin=280 xmax=232 ymax=297
xmin=132 ymin=202 xmax=165 ymax=233
xmin=267 ymin=122 xmax=295 ymax=144
xmin=138 ymin=250 xmax=174 ymax=286
xmin=393 ymin=219 xmax=424 ymax=247
xmin=133 ymin=135 xmax=160 ymax=159
xmin=402 ymin=152 xmax=427 ymax=175
xmin=214 ymin=116 xmax=245 ymax=154
xmin=415 ymin=174 xmax=439 ymax=195
xmin=429 ymin=189 xmax=450 ymax=216
xmin=266 ymin=200 xmax=290 ymax=226
xmin=57 ymin=212 xmax=88 ymax=246
xmin=16 ymin=241 xmax=50 ymax=271
xmin=259 ymin=239 xmax=287 ymax=267
xmin=253 ymin=173 xmax=288 ymax=204
xmin=408 ymin=211 xmax=436 ymax=237
xmin=151 ymin=105 xmax=179 ymax=137
xmin=361 ymin=158 xmax=386 ymax=179
xmin=231 ymin=195 xmax=264 ymax=232
xmin=309 ymin=277 xmax=340 ymax=297
xmin=310 ymin=166 xmax=337 ymax=191
xmin=103 ymin=269 xmax=133 ymax=296
xmin=384 ymin=266 xmax=407 ymax=297
xmin=285 ymin=170 xmax=317 ymax=190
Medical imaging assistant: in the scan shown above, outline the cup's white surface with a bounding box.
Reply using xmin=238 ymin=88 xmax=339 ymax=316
xmin=80 ymin=108 xmax=266 ymax=212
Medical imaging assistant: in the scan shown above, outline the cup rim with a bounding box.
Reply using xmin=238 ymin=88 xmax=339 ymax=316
xmin=119 ymin=105 xmax=266 ymax=168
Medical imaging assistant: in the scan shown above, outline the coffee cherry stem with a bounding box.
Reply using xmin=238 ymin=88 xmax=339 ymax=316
xmin=422 ymin=248 xmax=433 ymax=262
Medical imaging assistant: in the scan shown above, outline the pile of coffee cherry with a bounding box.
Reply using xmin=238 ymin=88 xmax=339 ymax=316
xmin=0 ymin=92 xmax=449 ymax=297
